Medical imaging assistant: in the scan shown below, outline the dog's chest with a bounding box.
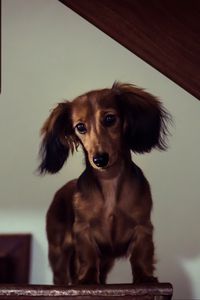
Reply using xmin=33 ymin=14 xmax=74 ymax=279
xmin=101 ymin=178 xmax=118 ymax=220
xmin=97 ymin=177 xmax=136 ymax=248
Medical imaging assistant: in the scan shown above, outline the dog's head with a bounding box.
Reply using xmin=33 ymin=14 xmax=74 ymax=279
xmin=39 ymin=82 xmax=171 ymax=174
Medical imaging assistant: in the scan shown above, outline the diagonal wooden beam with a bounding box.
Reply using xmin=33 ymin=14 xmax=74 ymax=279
xmin=59 ymin=0 xmax=200 ymax=101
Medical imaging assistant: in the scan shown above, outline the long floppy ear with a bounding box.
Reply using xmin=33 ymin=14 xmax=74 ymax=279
xmin=38 ymin=101 xmax=77 ymax=174
xmin=113 ymin=82 xmax=171 ymax=153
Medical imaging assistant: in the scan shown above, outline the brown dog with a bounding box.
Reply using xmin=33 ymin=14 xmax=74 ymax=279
xmin=39 ymin=82 xmax=170 ymax=285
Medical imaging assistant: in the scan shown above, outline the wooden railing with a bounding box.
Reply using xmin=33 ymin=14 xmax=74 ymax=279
xmin=0 ymin=283 xmax=173 ymax=299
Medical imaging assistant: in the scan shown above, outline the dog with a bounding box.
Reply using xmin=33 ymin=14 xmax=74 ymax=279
xmin=39 ymin=82 xmax=170 ymax=285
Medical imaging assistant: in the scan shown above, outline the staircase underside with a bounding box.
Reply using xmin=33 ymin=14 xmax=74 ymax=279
xmin=59 ymin=0 xmax=200 ymax=100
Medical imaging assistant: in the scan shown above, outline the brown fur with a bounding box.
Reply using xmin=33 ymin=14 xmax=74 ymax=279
xmin=39 ymin=82 xmax=171 ymax=284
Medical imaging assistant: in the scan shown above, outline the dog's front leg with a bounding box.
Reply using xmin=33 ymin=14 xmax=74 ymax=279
xmin=74 ymin=223 xmax=100 ymax=284
xmin=130 ymin=223 xmax=158 ymax=283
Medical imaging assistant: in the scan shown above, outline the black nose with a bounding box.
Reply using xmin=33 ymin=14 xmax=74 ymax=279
xmin=93 ymin=152 xmax=109 ymax=168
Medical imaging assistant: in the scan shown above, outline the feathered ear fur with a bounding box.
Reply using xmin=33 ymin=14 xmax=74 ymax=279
xmin=113 ymin=82 xmax=171 ymax=153
xmin=39 ymin=101 xmax=77 ymax=174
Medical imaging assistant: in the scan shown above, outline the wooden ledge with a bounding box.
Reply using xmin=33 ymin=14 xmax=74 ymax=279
xmin=0 ymin=283 xmax=173 ymax=299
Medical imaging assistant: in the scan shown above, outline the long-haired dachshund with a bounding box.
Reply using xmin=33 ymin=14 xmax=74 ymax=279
xmin=39 ymin=82 xmax=170 ymax=285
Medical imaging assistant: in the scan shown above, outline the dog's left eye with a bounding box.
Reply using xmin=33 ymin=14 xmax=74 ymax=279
xmin=103 ymin=114 xmax=117 ymax=127
xmin=75 ymin=123 xmax=87 ymax=134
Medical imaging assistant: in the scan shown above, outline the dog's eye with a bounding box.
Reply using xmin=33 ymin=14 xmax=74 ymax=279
xmin=103 ymin=114 xmax=116 ymax=127
xmin=75 ymin=123 xmax=87 ymax=134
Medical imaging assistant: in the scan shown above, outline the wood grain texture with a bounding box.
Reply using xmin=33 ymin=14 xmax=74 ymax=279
xmin=59 ymin=0 xmax=200 ymax=100
xmin=0 ymin=283 xmax=173 ymax=299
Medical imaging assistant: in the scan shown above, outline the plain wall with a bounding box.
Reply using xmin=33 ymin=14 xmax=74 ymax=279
xmin=0 ymin=0 xmax=200 ymax=298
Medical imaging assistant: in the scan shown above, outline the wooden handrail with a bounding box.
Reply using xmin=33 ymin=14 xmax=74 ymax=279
xmin=0 ymin=283 xmax=173 ymax=299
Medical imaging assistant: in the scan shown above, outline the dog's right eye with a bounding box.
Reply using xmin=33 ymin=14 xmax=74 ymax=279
xmin=75 ymin=123 xmax=87 ymax=134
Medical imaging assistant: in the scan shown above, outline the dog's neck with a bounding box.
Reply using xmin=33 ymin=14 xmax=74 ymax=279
xmin=94 ymin=159 xmax=126 ymax=203
xmin=81 ymin=152 xmax=132 ymax=200
xmin=92 ymin=161 xmax=123 ymax=221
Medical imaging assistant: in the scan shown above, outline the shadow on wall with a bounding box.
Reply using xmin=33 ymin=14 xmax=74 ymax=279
xmin=30 ymin=236 xmax=48 ymax=284
xmin=156 ymin=214 xmax=200 ymax=299
xmin=165 ymin=257 xmax=193 ymax=298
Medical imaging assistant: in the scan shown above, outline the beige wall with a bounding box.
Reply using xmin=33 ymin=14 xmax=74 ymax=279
xmin=1 ymin=0 xmax=200 ymax=298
